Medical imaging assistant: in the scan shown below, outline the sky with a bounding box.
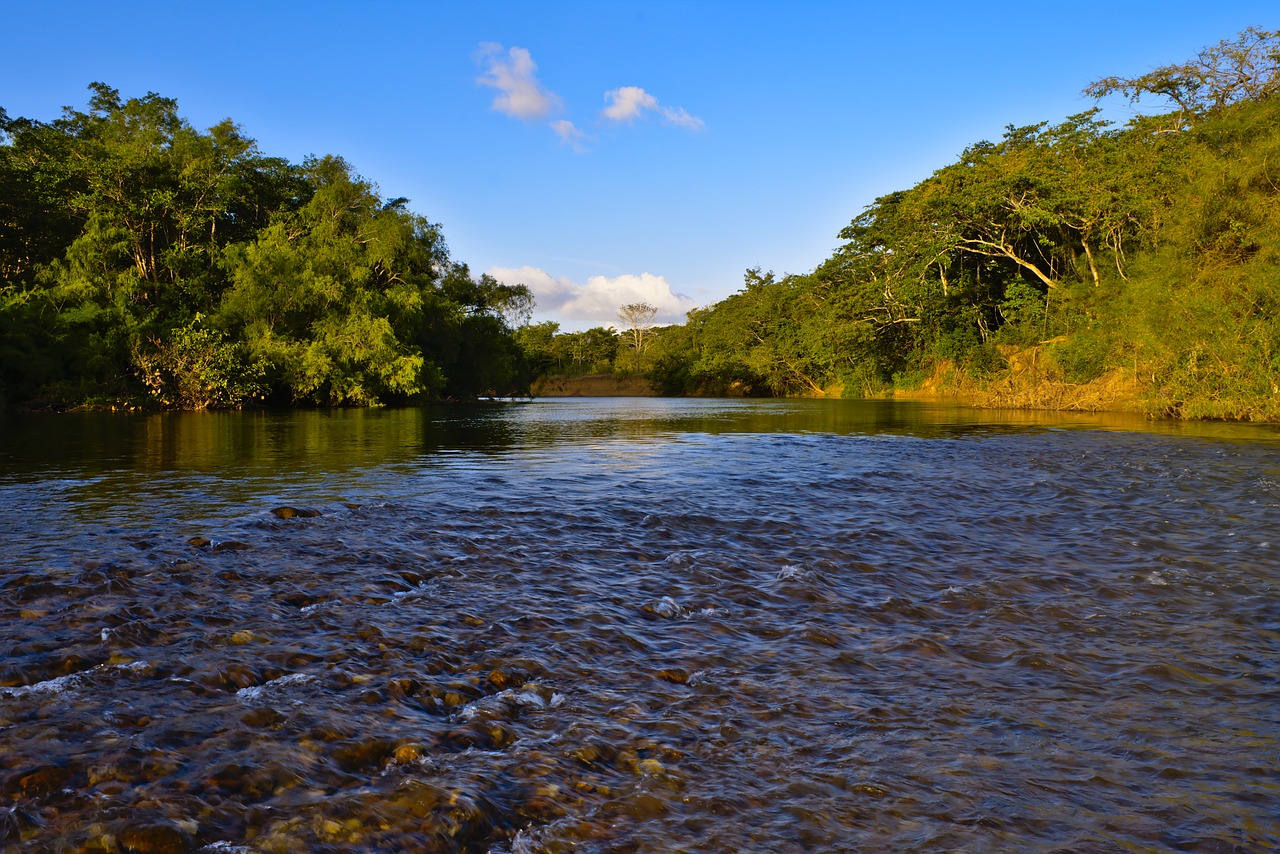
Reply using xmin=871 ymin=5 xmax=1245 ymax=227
xmin=3 ymin=2 xmax=1276 ymax=330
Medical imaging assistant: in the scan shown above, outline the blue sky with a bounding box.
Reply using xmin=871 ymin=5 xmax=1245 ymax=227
xmin=3 ymin=2 xmax=1275 ymax=329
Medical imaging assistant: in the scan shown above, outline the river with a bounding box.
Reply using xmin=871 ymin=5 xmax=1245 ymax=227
xmin=1 ymin=398 xmax=1278 ymax=852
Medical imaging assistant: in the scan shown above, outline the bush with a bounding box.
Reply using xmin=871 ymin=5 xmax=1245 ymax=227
xmin=133 ymin=320 xmax=265 ymax=409
xmin=1049 ymin=334 xmax=1113 ymax=384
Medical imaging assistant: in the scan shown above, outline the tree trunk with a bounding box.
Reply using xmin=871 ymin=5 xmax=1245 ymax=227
xmin=960 ymin=237 xmax=1058 ymax=290
xmin=1082 ymin=241 xmax=1100 ymax=287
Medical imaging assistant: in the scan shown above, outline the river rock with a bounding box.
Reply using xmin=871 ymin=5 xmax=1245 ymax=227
xmin=332 ymin=738 xmax=396 ymax=772
xmin=445 ymin=721 xmax=518 ymax=750
xmin=270 ymin=506 xmax=321 ymax=520
xmin=116 ymin=821 xmax=194 ymax=853
xmin=14 ymin=764 xmax=75 ymax=797
xmin=654 ymin=667 xmax=689 ymax=684
xmin=212 ymin=540 xmax=252 ymax=552
xmin=392 ymin=742 xmax=427 ymax=764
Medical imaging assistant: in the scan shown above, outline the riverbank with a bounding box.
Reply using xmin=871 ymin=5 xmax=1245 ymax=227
xmin=530 ymin=361 xmax=1150 ymax=417
xmin=531 ymin=373 xmax=658 ymax=397
xmin=527 ymin=345 xmax=1167 ymax=418
xmin=889 ymin=345 xmax=1145 ymax=415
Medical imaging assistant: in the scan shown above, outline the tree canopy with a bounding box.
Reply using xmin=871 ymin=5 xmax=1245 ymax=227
xmin=1084 ymin=27 xmax=1280 ymax=120
xmin=0 ymin=84 xmax=534 ymax=409
xmin=622 ymin=26 xmax=1280 ymax=420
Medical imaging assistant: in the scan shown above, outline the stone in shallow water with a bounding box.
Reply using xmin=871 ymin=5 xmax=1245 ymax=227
xmin=13 ymin=764 xmax=75 ymax=797
xmin=0 ymin=805 xmax=39 ymax=842
xmin=605 ymin=792 xmax=669 ymax=820
xmin=212 ymin=540 xmax=252 ymax=552
xmin=270 ymin=506 xmax=321 ymax=520
xmin=202 ymin=662 xmax=270 ymax=691
xmin=655 ymin=667 xmax=689 ymax=684
xmin=116 ymin=821 xmax=194 ymax=853
xmin=332 ymin=738 xmax=397 ymax=772
xmin=393 ymin=742 xmax=427 ymax=764
xmin=445 ymin=721 xmax=519 ymax=750
xmin=241 ymin=707 xmax=285 ymax=729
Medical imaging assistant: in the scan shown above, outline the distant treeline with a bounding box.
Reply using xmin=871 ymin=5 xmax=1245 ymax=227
xmin=0 ymin=84 xmax=536 ymax=409
xmin=531 ymin=27 xmax=1280 ymax=420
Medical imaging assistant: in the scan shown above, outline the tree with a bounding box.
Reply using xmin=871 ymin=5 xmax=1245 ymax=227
xmin=617 ymin=302 xmax=658 ymax=355
xmin=1085 ymin=27 xmax=1280 ymax=123
xmin=0 ymin=83 xmax=538 ymax=409
xmin=513 ymin=321 xmax=561 ymax=375
xmin=561 ymin=327 xmax=618 ymax=372
xmin=217 ymin=155 xmax=446 ymax=404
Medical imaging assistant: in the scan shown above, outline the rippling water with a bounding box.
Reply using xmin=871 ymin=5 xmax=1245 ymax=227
xmin=2 ymin=399 xmax=1278 ymax=852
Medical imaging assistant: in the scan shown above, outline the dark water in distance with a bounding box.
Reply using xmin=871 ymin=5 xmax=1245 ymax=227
xmin=1 ymin=399 xmax=1278 ymax=852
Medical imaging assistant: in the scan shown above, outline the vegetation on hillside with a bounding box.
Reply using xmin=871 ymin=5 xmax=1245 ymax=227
xmin=549 ymin=27 xmax=1280 ymax=419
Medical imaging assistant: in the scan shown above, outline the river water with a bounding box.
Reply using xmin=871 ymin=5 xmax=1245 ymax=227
xmin=1 ymin=398 xmax=1278 ymax=853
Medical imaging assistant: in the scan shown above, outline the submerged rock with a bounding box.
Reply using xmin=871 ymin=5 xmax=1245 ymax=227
xmin=392 ymin=742 xmax=427 ymax=764
xmin=654 ymin=667 xmax=689 ymax=684
xmin=116 ymin=821 xmax=194 ymax=853
xmin=12 ymin=763 xmax=76 ymax=797
xmin=332 ymin=738 xmax=397 ymax=772
xmin=270 ymin=506 xmax=321 ymax=520
xmin=212 ymin=540 xmax=253 ymax=552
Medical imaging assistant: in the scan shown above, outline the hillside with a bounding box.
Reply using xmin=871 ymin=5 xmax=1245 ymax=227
xmin=636 ymin=27 xmax=1280 ymax=420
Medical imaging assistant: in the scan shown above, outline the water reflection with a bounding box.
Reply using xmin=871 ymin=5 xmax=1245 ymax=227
xmin=5 ymin=398 xmax=1279 ymax=481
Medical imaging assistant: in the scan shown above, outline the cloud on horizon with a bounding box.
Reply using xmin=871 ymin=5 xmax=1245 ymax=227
xmin=475 ymin=43 xmax=562 ymax=120
xmin=602 ymin=85 xmax=706 ymax=131
xmin=488 ymin=265 xmax=697 ymax=326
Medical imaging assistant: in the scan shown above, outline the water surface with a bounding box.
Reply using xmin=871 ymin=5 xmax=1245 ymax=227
xmin=2 ymin=399 xmax=1278 ymax=852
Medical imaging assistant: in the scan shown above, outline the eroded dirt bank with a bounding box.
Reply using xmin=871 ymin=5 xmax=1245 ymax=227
xmin=531 ymin=374 xmax=658 ymax=397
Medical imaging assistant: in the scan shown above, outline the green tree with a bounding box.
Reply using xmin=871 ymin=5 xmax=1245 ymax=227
xmin=218 ymin=155 xmax=446 ymax=404
xmin=1085 ymin=27 xmax=1280 ymax=122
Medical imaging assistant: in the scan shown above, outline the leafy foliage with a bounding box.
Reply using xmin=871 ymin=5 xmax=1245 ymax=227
xmin=0 ymin=84 xmax=532 ymax=408
xmin=1085 ymin=27 xmax=1280 ymax=120
xmin=624 ymin=26 xmax=1280 ymax=419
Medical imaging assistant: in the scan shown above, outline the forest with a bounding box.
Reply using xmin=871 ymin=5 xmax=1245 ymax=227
xmin=605 ymin=26 xmax=1280 ymax=420
xmin=0 ymin=84 xmax=534 ymax=409
xmin=4 ymin=28 xmax=1280 ymax=418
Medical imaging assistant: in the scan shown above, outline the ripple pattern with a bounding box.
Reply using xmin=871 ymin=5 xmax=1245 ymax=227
xmin=1 ymin=401 xmax=1278 ymax=852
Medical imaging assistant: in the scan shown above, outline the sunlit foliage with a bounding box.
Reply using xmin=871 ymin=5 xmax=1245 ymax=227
xmin=0 ymin=85 xmax=532 ymax=408
xmin=635 ymin=27 xmax=1280 ymax=419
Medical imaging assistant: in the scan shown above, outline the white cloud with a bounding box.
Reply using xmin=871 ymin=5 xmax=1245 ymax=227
xmin=601 ymin=86 xmax=704 ymax=132
xmin=602 ymin=86 xmax=659 ymax=122
xmin=551 ymin=119 xmax=587 ymax=152
xmin=489 ymin=265 xmax=578 ymax=303
xmin=475 ymin=43 xmax=562 ymax=121
xmin=488 ymin=266 xmax=697 ymax=326
xmin=660 ymin=106 xmax=706 ymax=132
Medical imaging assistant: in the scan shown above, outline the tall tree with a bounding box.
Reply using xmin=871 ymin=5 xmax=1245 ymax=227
xmin=617 ymin=302 xmax=658 ymax=356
